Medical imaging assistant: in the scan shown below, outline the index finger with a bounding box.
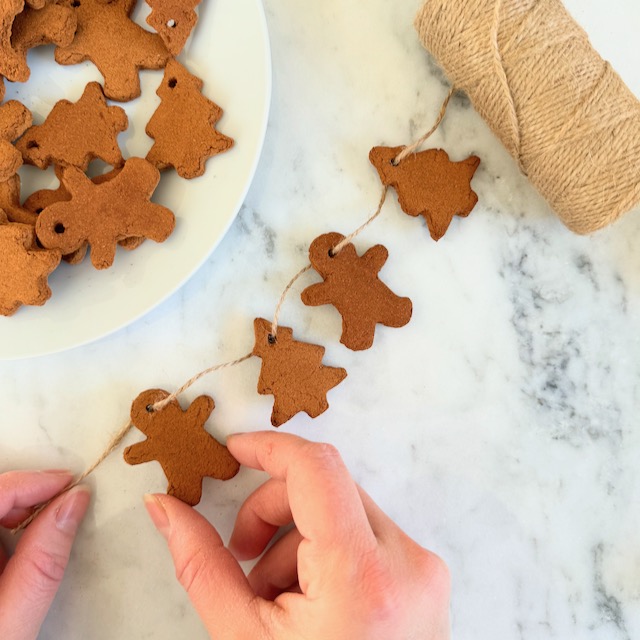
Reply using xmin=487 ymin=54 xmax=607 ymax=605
xmin=0 ymin=471 xmax=73 ymax=522
xmin=227 ymin=432 xmax=376 ymax=553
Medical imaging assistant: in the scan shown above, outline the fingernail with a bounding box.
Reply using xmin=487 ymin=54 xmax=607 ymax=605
xmin=40 ymin=469 xmax=72 ymax=476
xmin=55 ymin=485 xmax=91 ymax=534
xmin=144 ymin=494 xmax=170 ymax=540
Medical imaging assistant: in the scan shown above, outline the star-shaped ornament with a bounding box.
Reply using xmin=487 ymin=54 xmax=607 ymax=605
xmin=370 ymin=145 xmax=480 ymax=240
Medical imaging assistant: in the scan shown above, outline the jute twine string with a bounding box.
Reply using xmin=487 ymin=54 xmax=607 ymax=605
xmin=13 ymin=88 xmax=453 ymax=534
xmin=269 ymin=185 xmax=389 ymax=339
xmin=11 ymin=353 xmax=255 ymax=534
xmin=151 ymin=353 xmax=255 ymax=412
xmin=12 ymin=419 xmax=134 ymax=533
xmin=393 ymin=87 xmax=455 ymax=165
xmin=415 ymin=0 xmax=640 ymax=234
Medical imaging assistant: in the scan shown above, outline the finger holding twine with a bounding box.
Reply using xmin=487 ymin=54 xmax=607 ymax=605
xmin=12 ymin=418 xmax=135 ymax=534
xmin=13 ymin=87 xmax=455 ymax=535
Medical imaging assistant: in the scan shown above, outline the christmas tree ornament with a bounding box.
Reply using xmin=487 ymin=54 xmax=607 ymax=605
xmin=252 ymin=317 xmax=347 ymax=427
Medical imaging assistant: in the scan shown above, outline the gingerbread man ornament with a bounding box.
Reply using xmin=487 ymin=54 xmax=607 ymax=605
xmin=302 ymin=232 xmax=413 ymax=351
xmin=124 ymin=389 xmax=240 ymax=506
xmin=35 ymin=157 xmax=174 ymax=269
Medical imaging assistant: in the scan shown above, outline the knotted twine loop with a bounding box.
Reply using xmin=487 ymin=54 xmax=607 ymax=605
xmin=415 ymin=0 xmax=640 ymax=234
xmin=13 ymin=79 xmax=456 ymax=534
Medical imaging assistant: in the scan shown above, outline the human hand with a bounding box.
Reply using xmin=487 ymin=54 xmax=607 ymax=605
xmin=144 ymin=432 xmax=450 ymax=639
xmin=0 ymin=471 xmax=91 ymax=640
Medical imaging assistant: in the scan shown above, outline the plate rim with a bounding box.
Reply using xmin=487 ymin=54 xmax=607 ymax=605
xmin=0 ymin=0 xmax=273 ymax=362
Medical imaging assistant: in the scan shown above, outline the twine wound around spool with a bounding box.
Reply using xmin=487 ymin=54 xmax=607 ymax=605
xmin=415 ymin=0 xmax=640 ymax=234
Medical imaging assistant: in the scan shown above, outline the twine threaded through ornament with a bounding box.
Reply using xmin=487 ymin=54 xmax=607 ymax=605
xmin=13 ymin=79 xmax=456 ymax=534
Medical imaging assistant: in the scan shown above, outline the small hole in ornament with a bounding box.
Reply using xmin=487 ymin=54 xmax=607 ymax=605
xmin=27 ymin=140 xmax=39 ymax=149
xmin=54 ymin=222 xmax=65 ymax=234
xmin=390 ymin=158 xmax=398 ymax=166
xmin=328 ymin=248 xmax=336 ymax=258
xmin=167 ymin=19 xmax=176 ymax=28
xmin=146 ymin=404 xmax=155 ymax=413
xmin=168 ymin=78 xmax=178 ymax=89
xmin=268 ymin=333 xmax=277 ymax=345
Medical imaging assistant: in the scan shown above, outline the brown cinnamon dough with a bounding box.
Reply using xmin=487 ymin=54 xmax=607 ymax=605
xmin=252 ymin=317 xmax=347 ymax=427
xmin=17 ymin=82 xmax=128 ymax=171
xmin=55 ymin=0 xmax=170 ymax=102
xmin=124 ymin=388 xmax=240 ymax=506
xmin=0 ymin=220 xmax=61 ymax=316
xmin=11 ymin=2 xmax=77 ymax=70
xmin=1 ymin=0 xmax=76 ymax=83
xmin=0 ymin=174 xmax=37 ymax=226
xmin=146 ymin=0 xmax=200 ymax=56
xmin=146 ymin=59 xmax=233 ymax=179
xmin=0 ymin=100 xmax=31 ymax=182
xmin=23 ymin=166 xmax=142 ymax=264
xmin=35 ymin=157 xmax=175 ymax=269
xmin=370 ymin=146 xmax=480 ymax=241
xmin=302 ymin=232 xmax=412 ymax=351
xmin=0 ymin=0 xmax=30 ymax=82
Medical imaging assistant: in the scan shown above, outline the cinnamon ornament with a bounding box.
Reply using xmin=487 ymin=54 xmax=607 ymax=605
xmin=146 ymin=59 xmax=233 ymax=179
xmin=0 ymin=174 xmax=37 ymax=226
xmin=0 ymin=100 xmax=32 ymax=182
xmin=146 ymin=0 xmax=200 ymax=56
xmin=302 ymin=232 xmax=412 ymax=351
xmin=0 ymin=221 xmax=61 ymax=316
xmin=55 ymin=0 xmax=170 ymax=102
xmin=24 ymin=166 xmax=142 ymax=264
xmin=252 ymin=317 xmax=347 ymax=427
xmin=370 ymin=146 xmax=480 ymax=241
xmin=124 ymin=389 xmax=240 ymax=506
xmin=11 ymin=2 xmax=77 ymax=68
xmin=16 ymin=82 xmax=128 ymax=171
xmin=35 ymin=157 xmax=174 ymax=269
xmin=0 ymin=0 xmax=30 ymax=82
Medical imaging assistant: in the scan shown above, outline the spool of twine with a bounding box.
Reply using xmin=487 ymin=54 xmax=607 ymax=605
xmin=415 ymin=0 xmax=640 ymax=234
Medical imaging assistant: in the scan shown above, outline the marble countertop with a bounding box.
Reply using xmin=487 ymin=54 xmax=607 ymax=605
xmin=1 ymin=1 xmax=640 ymax=638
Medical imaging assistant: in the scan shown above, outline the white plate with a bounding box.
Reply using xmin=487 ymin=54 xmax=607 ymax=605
xmin=0 ymin=0 xmax=271 ymax=360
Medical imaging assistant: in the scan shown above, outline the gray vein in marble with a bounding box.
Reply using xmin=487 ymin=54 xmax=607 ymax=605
xmin=592 ymin=544 xmax=630 ymax=639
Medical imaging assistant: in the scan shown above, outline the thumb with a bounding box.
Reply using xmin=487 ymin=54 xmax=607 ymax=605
xmin=144 ymin=494 xmax=270 ymax=638
xmin=0 ymin=484 xmax=91 ymax=640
